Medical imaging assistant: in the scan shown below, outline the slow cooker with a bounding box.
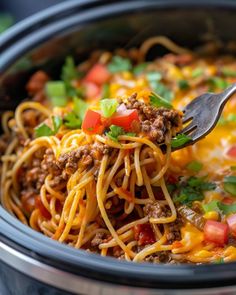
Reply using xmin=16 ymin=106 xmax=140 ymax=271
xmin=1 ymin=1 xmax=236 ymax=294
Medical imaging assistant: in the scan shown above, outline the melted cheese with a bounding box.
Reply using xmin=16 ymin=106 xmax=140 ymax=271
xmin=172 ymin=223 xmax=204 ymax=254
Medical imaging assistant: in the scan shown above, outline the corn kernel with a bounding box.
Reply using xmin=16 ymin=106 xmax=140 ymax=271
xmin=195 ymin=250 xmax=212 ymax=258
xmin=122 ymin=71 xmax=132 ymax=80
xmin=224 ymin=246 xmax=236 ymax=262
xmin=207 ymin=65 xmax=217 ymax=76
xmin=110 ymin=83 xmax=120 ymax=96
xmin=136 ymin=79 xmax=147 ymax=88
xmin=204 ymin=191 xmax=222 ymax=203
xmin=168 ymin=66 xmax=184 ymax=79
xmin=182 ymin=66 xmax=194 ymax=77
xmin=203 ymin=211 xmax=219 ymax=221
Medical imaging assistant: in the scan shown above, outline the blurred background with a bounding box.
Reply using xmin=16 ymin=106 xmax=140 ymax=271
xmin=0 ymin=0 xmax=65 ymax=33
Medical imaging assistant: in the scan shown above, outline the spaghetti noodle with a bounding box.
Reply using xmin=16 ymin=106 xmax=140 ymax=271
xmin=1 ymin=37 xmax=236 ymax=264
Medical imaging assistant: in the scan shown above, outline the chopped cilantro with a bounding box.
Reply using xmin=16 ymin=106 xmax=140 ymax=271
xmin=64 ymin=112 xmax=81 ymax=129
xmin=35 ymin=124 xmax=53 ymax=138
xmin=174 ymin=186 xmax=205 ymax=204
xmin=173 ymin=176 xmax=216 ymax=206
xmin=61 ymin=56 xmax=82 ymax=97
xmin=187 ymin=176 xmax=216 ymax=191
xmin=100 ymin=99 xmax=118 ymax=118
xmin=107 ymin=56 xmax=132 ymax=73
xmin=178 ymin=80 xmax=189 ymax=90
xmin=73 ymin=97 xmax=88 ymax=120
xmin=202 ymin=200 xmax=220 ymax=213
xmin=106 ymin=125 xmax=136 ymax=142
xmin=186 ymin=161 xmax=203 ymax=172
xmin=149 ymin=92 xmax=173 ymax=109
xmin=52 ymin=116 xmax=62 ymax=133
xmin=202 ymin=200 xmax=236 ymax=215
xmin=106 ymin=125 xmax=124 ymax=142
xmin=101 ymin=83 xmax=110 ymax=99
xmin=171 ymin=134 xmax=192 ymax=148
xmin=149 ymin=81 xmax=173 ymax=102
xmin=146 ymin=71 xmax=162 ymax=82
xmin=223 ymin=176 xmax=236 ymax=196
xmin=61 ymin=56 xmax=79 ymax=83
xmin=203 ymin=199 xmax=236 ymax=215
xmin=202 ymin=195 xmax=236 ymax=215
xmin=63 ymin=97 xmax=87 ymax=130
xmin=45 ymin=81 xmax=67 ymax=107
xmin=35 ymin=116 xmax=62 ymax=137
xmin=208 ymin=77 xmax=229 ymax=90
xmin=133 ymin=63 xmax=149 ymax=75
xmin=222 ymin=68 xmax=236 ymax=77
xmin=191 ymin=68 xmax=204 ymax=78
xmin=218 ymin=202 xmax=236 ymax=215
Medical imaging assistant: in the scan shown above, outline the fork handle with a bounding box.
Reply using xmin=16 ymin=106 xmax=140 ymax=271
xmin=218 ymin=83 xmax=236 ymax=107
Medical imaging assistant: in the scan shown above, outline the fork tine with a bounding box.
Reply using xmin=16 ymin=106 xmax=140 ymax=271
xmin=189 ymin=129 xmax=203 ymax=141
xmin=173 ymin=83 xmax=236 ymax=150
xmin=182 ymin=114 xmax=193 ymax=124
xmin=181 ymin=122 xmax=197 ymax=135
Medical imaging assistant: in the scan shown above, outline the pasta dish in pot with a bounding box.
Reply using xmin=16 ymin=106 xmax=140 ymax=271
xmin=1 ymin=37 xmax=236 ymax=264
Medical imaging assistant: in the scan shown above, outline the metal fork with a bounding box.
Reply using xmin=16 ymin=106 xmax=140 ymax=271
xmin=176 ymin=83 xmax=236 ymax=150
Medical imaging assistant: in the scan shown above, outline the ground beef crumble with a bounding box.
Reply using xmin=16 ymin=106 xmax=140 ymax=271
xmin=166 ymin=217 xmax=183 ymax=243
xmin=144 ymin=201 xmax=183 ymax=244
xmin=19 ymin=148 xmax=65 ymax=213
xmin=56 ymin=142 xmax=112 ymax=177
xmin=125 ymin=93 xmax=182 ymax=142
xmin=91 ymin=232 xmax=106 ymax=247
xmin=144 ymin=201 xmax=170 ymax=219
xmin=145 ymin=251 xmax=174 ymax=264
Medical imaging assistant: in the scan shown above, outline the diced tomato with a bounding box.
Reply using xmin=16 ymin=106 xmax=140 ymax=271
xmin=111 ymin=109 xmax=139 ymax=131
xmin=134 ymin=223 xmax=156 ymax=246
xmin=227 ymin=214 xmax=236 ymax=235
xmin=35 ymin=196 xmax=51 ymax=219
xmin=82 ymin=109 xmax=104 ymax=134
xmin=226 ymin=145 xmax=236 ymax=159
xmin=84 ymin=63 xmax=110 ymax=85
xmin=204 ymin=220 xmax=229 ymax=246
xmin=222 ymin=197 xmax=234 ymax=205
xmin=83 ymin=81 xmax=101 ymax=98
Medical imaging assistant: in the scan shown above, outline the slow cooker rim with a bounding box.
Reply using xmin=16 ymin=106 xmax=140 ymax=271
xmin=2 ymin=237 xmax=236 ymax=294
xmin=1 ymin=0 xmax=236 ymax=70
xmin=2 ymin=208 xmax=236 ymax=290
xmin=1 ymin=0 xmax=236 ymax=290
xmin=1 ymin=0 xmax=236 ymax=55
